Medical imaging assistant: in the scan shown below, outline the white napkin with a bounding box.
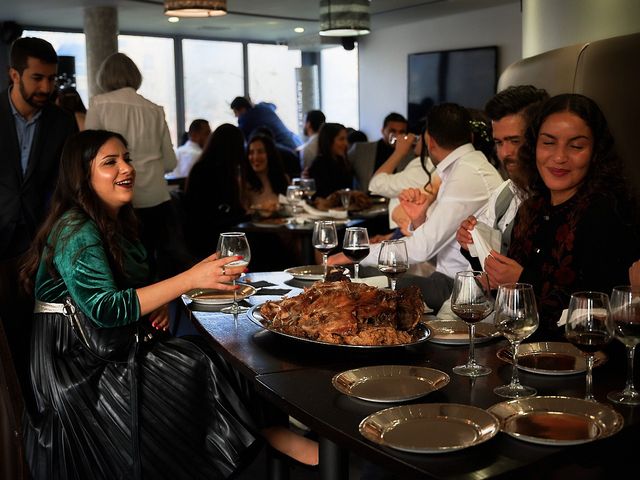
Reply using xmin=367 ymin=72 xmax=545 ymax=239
xmin=559 ymin=307 xmax=609 ymax=327
xmin=468 ymin=221 xmax=501 ymax=267
xmin=301 ymin=202 xmax=348 ymax=219
xmin=278 ymin=194 xmax=290 ymax=205
xmin=351 ymin=276 xmax=389 ymax=289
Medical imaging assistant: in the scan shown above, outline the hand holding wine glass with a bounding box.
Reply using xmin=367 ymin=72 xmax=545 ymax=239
xmin=312 ymin=221 xmax=338 ymax=281
xmin=377 ymin=240 xmax=408 ymax=290
xmin=565 ymin=291 xmax=613 ymax=401
xmin=343 ymin=227 xmax=370 ymax=280
xmin=216 ymin=232 xmax=251 ymax=318
xmin=493 ymin=283 xmax=539 ymax=397
xmin=451 ymin=271 xmax=493 ymax=377
xmin=606 ymin=286 xmax=640 ymax=405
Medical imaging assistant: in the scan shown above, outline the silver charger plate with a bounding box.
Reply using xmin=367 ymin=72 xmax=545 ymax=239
xmin=332 ymin=365 xmax=449 ymax=403
xmin=359 ymin=403 xmax=499 ymax=453
xmin=496 ymin=342 xmax=607 ymax=376
xmin=424 ymin=319 xmax=500 ymax=345
xmin=183 ymin=284 xmax=256 ymax=306
xmin=487 ymin=396 xmax=623 ymax=446
xmin=284 ymin=265 xmax=326 ymax=281
xmin=247 ymin=304 xmax=431 ymax=350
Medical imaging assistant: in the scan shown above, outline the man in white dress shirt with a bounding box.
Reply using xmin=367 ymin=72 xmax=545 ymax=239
xmin=170 ymin=119 xmax=210 ymax=179
xmin=298 ymin=109 xmax=325 ymax=170
xmin=333 ymin=103 xmax=503 ymax=310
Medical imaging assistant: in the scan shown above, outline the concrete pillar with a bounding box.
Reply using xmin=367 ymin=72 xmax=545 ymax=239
xmin=84 ymin=6 xmax=118 ymax=98
xmin=295 ymin=65 xmax=320 ymax=136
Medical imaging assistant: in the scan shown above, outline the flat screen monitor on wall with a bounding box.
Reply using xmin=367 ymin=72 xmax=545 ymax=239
xmin=407 ymin=46 xmax=498 ymax=133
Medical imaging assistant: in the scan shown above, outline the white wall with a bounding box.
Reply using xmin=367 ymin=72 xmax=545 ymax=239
xmin=356 ymin=2 xmax=522 ymax=138
xmin=523 ymin=0 xmax=640 ymax=57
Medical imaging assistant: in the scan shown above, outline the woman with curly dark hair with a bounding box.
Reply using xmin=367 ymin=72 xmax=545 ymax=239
xmin=484 ymin=94 xmax=639 ymax=339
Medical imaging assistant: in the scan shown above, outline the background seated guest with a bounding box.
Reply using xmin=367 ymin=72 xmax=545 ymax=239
xmin=305 ymin=122 xmax=353 ymax=199
xmin=252 ymin=125 xmax=301 ymax=180
xmin=169 ymin=118 xmax=211 ymax=179
xmin=348 ymin=112 xmax=412 ymax=192
xmin=298 ymin=109 xmax=325 ymax=171
xmin=55 ymin=86 xmax=86 ymax=131
xmin=484 ymin=94 xmax=639 ymax=339
xmin=241 ymin=133 xmax=289 ymax=215
xmin=347 ymin=128 xmax=368 ymax=147
xmin=230 ymin=95 xmax=302 ymax=151
xmin=19 ymin=130 xmax=318 ymax=479
xmin=184 ymin=123 xmax=248 ymax=260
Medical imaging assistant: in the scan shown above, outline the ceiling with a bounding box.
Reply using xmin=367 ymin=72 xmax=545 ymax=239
xmin=0 ymin=0 xmax=517 ymax=45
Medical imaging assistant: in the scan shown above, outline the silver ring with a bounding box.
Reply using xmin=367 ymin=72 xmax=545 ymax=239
xmin=221 ymin=265 xmax=226 ymax=275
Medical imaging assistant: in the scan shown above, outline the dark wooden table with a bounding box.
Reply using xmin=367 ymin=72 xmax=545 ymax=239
xmin=185 ymin=272 xmax=639 ymax=479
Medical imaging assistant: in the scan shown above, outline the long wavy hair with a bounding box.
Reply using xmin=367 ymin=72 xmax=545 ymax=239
xmin=241 ymin=134 xmax=289 ymax=195
xmin=20 ymin=130 xmax=139 ymax=294
xmin=317 ymin=122 xmax=348 ymax=164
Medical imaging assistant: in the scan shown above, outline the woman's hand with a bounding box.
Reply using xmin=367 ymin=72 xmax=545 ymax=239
xmin=391 ymin=204 xmax=412 ymax=237
xmin=328 ymin=252 xmax=350 ymax=265
xmin=456 ymin=215 xmax=477 ymax=251
xmin=187 ymin=253 xmax=246 ymax=291
xmin=630 ymin=259 xmax=640 ymax=289
xmin=398 ymin=188 xmax=430 ymax=228
xmin=149 ymin=304 xmax=170 ymax=331
xmin=484 ymin=250 xmax=523 ymax=289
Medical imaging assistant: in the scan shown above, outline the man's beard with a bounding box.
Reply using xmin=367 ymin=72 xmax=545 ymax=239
xmin=19 ymin=79 xmax=50 ymax=109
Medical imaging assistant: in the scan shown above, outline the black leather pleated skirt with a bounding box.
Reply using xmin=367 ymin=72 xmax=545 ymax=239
xmin=24 ymin=312 xmax=263 ymax=480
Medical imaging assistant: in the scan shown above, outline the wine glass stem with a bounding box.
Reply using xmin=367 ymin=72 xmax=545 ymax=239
xmin=468 ymin=324 xmax=476 ymax=365
xmin=322 ymin=254 xmax=328 ymax=281
xmin=354 ymin=263 xmax=360 ymax=280
xmin=390 ymin=278 xmax=397 ymax=290
xmin=585 ymin=354 xmax=595 ymax=401
xmin=510 ymin=341 xmax=521 ymax=386
xmin=232 ymin=279 xmax=238 ymax=309
xmin=624 ymin=344 xmax=637 ymax=393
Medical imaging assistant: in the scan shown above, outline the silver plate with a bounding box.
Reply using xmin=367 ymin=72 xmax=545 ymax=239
xmin=183 ymin=284 xmax=256 ymax=306
xmin=424 ymin=319 xmax=500 ymax=345
xmin=247 ymin=304 xmax=431 ymax=349
xmin=332 ymin=365 xmax=449 ymax=403
xmin=284 ymin=265 xmax=326 ymax=281
xmin=496 ymin=342 xmax=607 ymax=376
xmin=488 ymin=396 xmax=623 ymax=446
xmin=359 ymin=403 xmax=499 ymax=453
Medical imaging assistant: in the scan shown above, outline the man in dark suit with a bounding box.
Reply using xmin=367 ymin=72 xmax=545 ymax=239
xmin=0 ymin=37 xmax=77 ymax=400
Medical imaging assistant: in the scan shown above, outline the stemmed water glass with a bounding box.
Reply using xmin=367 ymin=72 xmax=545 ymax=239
xmin=286 ymin=185 xmax=305 ymax=215
xmin=342 ymin=227 xmax=370 ymax=279
xmin=451 ymin=271 xmax=494 ymax=377
xmin=340 ymin=188 xmax=352 ymax=210
xmin=565 ymin=291 xmax=613 ymax=401
xmin=216 ymin=232 xmax=251 ymax=321
xmin=312 ymin=221 xmax=338 ymax=281
xmin=606 ymin=286 xmax=640 ymax=405
xmin=377 ymin=239 xmax=408 ymax=290
xmin=493 ymin=283 xmax=539 ymax=398
xmin=300 ymin=178 xmax=316 ymax=201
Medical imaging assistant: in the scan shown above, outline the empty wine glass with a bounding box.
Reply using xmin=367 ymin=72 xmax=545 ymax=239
xmin=286 ymin=185 xmax=305 ymax=215
xmin=300 ymin=178 xmax=316 ymax=200
xmin=342 ymin=227 xmax=370 ymax=279
xmin=606 ymin=286 xmax=640 ymax=405
xmin=451 ymin=271 xmax=494 ymax=377
xmin=216 ymin=232 xmax=251 ymax=321
xmin=493 ymin=283 xmax=539 ymax=398
xmin=377 ymin=239 xmax=408 ymax=290
xmin=340 ymin=188 xmax=352 ymax=210
xmin=565 ymin=291 xmax=613 ymax=401
xmin=312 ymin=221 xmax=338 ymax=281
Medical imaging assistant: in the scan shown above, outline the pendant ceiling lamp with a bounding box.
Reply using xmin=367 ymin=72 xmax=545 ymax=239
xmin=164 ymin=0 xmax=227 ymax=18
xmin=319 ymin=0 xmax=370 ymax=37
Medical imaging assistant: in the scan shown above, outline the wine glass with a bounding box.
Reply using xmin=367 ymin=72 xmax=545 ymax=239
xmin=606 ymin=286 xmax=640 ymax=405
xmin=340 ymin=188 xmax=352 ymax=210
xmin=565 ymin=291 xmax=613 ymax=401
xmin=451 ymin=271 xmax=494 ymax=377
xmin=493 ymin=283 xmax=539 ymax=398
xmin=216 ymin=232 xmax=251 ymax=320
xmin=286 ymin=185 xmax=305 ymax=215
xmin=312 ymin=221 xmax=338 ymax=281
xmin=377 ymin=239 xmax=408 ymax=290
xmin=300 ymin=178 xmax=316 ymax=200
xmin=342 ymin=227 xmax=370 ymax=279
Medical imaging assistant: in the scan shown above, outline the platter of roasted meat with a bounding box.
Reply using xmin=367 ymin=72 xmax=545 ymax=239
xmin=247 ymin=279 xmax=430 ymax=348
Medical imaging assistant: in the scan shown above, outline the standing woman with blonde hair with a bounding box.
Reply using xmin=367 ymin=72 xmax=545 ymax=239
xmin=85 ymin=52 xmax=192 ymax=279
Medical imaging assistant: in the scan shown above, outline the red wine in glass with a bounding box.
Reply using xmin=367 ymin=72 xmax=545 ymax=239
xmin=343 ymin=246 xmax=370 ymax=263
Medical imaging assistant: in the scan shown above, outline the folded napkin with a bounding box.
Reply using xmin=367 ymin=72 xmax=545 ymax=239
xmin=254 ymin=288 xmax=291 ymax=296
xmin=244 ymin=280 xmax=276 ymax=288
xmin=351 ymin=276 xmax=389 ymax=289
xmin=301 ymin=202 xmax=348 ymax=219
xmin=468 ymin=221 xmax=501 ymax=267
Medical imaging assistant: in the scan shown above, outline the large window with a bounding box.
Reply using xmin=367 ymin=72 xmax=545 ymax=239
xmin=119 ymin=35 xmax=177 ymax=144
xmin=182 ymin=39 xmax=243 ymax=133
xmin=248 ymin=43 xmax=302 ymax=136
xmin=321 ymin=45 xmax=359 ymax=129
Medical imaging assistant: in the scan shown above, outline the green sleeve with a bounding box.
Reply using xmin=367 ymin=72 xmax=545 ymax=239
xmin=53 ymin=220 xmax=141 ymax=328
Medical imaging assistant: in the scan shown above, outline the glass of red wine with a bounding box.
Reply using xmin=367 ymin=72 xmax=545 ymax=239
xmin=312 ymin=221 xmax=338 ymax=281
xmin=377 ymin=239 xmax=408 ymax=290
xmin=342 ymin=227 xmax=370 ymax=279
xmin=565 ymin=291 xmax=613 ymax=401
xmin=451 ymin=271 xmax=494 ymax=377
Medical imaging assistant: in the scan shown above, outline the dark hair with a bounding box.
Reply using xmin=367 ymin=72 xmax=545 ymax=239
xmin=20 ymin=130 xmax=138 ymax=294
xmin=188 ymin=119 xmax=209 ymax=135
xmin=10 ymin=37 xmax=57 ymax=74
xmin=425 ymin=103 xmax=472 ymax=150
xmin=518 ymin=93 xmax=627 ymax=218
xmin=485 ymin=85 xmax=549 ymax=121
xmin=56 ymin=87 xmax=87 ymax=114
xmin=382 ymin=112 xmax=408 ymax=128
xmin=467 ymin=108 xmax=498 ymax=168
xmin=347 ymin=129 xmax=368 ymax=145
xmin=230 ymin=96 xmax=252 ymax=111
xmin=252 ymin=125 xmax=274 ymax=139
xmin=317 ymin=122 xmax=347 ymax=161
xmin=242 ymin=134 xmax=289 ymax=195
xmin=305 ymin=110 xmax=326 ymax=132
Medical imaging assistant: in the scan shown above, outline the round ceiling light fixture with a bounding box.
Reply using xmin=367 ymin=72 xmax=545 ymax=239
xmin=319 ymin=0 xmax=370 ymax=37
xmin=164 ymin=0 xmax=227 ymax=18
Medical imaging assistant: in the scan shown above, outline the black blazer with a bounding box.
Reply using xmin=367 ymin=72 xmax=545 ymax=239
xmin=0 ymin=89 xmax=78 ymax=260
